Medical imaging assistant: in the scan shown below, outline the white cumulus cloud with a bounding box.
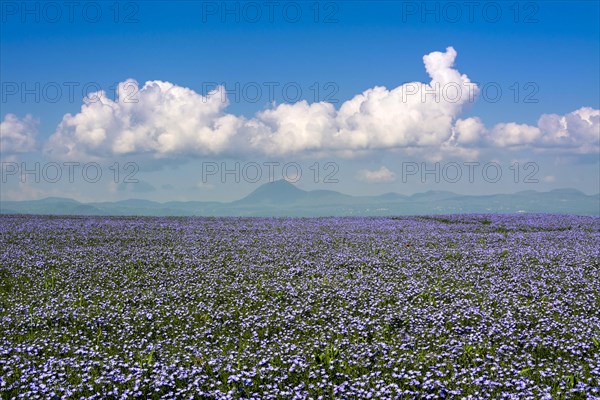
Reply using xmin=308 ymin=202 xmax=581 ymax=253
xmin=45 ymin=80 xmax=242 ymax=159
xmin=536 ymin=107 xmax=599 ymax=153
xmin=0 ymin=114 xmax=38 ymax=154
xmin=489 ymin=122 xmax=542 ymax=147
xmin=45 ymin=47 xmax=478 ymax=158
xmin=452 ymin=117 xmax=486 ymax=145
xmin=450 ymin=107 xmax=599 ymax=154
xmin=356 ymin=166 xmax=396 ymax=183
xmin=41 ymin=48 xmax=599 ymax=159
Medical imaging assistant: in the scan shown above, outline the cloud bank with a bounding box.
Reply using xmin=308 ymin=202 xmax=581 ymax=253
xmin=33 ymin=47 xmax=600 ymax=159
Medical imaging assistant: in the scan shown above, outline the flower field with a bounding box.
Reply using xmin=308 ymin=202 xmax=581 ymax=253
xmin=0 ymin=214 xmax=599 ymax=399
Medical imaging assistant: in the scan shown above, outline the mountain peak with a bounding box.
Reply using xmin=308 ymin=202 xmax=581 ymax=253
xmin=235 ymin=179 xmax=307 ymax=205
xmin=271 ymin=179 xmax=297 ymax=187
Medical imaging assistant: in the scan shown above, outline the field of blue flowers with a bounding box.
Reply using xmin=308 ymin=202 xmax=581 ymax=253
xmin=0 ymin=214 xmax=599 ymax=399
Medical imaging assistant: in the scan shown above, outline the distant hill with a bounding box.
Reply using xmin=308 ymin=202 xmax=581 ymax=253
xmin=1 ymin=180 xmax=598 ymax=216
xmin=233 ymin=179 xmax=308 ymax=205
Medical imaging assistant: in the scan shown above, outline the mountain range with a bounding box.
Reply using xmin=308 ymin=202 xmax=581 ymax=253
xmin=1 ymin=180 xmax=598 ymax=216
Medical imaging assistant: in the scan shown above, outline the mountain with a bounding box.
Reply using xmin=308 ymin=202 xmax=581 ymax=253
xmin=0 ymin=197 xmax=105 ymax=215
xmin=1 ymin=181 xmax=598 ymax=217
xmin=234 ymin=179 xmax=308 ymax=205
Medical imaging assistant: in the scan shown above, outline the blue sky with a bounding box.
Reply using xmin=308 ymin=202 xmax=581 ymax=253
xmin=1 ymin=1 xmax=599 ymax=201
